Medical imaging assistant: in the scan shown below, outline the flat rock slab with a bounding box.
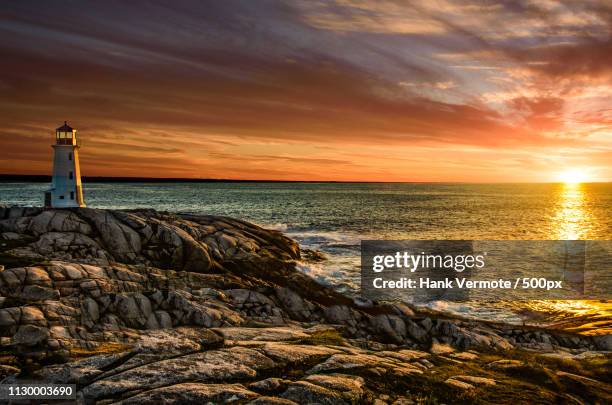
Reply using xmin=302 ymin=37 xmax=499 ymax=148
xmin=281 ymin=381 xmax=346 ymax=405
xmin=450 ymin=351 xmax=479 ymax=360
xmin=307 ymin=353 xmax=422 ymax=376
xmin=304 ymin=373 xmax=365 ymax=401
xmin=487 ymin=359 xmax=524 ymax=371
xmin=308 ymin=353 xmax=397 ymax=374
xmin=376 ymin=349 xmax=430 ymax=362
xmin=136 ymin=327 xmax=223 ymax=354
xmin=115 ymin=383 xmax=258 ymax=404
xmin=260 ymin=343 xmax=341 ymax=364
xmin=213 ymin=326 xmax=311 ymax=342
xmin=81 ymin=347 xmax=275 ymax=401
xmin=445 ymin=378 xmax=475 ymax=390
xmin=24 ymin=351 xmax=136 ymax=385
xmin=452 ymin=375 xmax=497 ymax=386
xmin=248 ymin=397 xmax=299 ymax=405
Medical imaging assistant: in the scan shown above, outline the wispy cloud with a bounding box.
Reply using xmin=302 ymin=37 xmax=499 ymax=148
xmin=0 ymin=0 xmax=609 ymax=181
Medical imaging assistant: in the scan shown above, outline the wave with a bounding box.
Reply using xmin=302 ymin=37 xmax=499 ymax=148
xmin=256 ymin=222 xmax=289 ymax=232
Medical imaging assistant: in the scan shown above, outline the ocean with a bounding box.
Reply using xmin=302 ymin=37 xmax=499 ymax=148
xmin=1 ymin=181 xmax=611 ymax=332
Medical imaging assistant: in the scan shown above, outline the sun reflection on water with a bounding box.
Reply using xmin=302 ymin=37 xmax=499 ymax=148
xmin=526 ymin=183 xmax=610 ymax=334
xmin=525 ymin=300 xmax=611 ymax=317
xmin=553 ymin=182 xmax=591 ymax=240
xmin=520 ymin=300 xmax=612 ymax=335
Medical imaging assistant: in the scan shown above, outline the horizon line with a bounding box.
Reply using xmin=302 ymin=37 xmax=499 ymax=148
xmin=0 ymin=174 xmax=610 ymax=184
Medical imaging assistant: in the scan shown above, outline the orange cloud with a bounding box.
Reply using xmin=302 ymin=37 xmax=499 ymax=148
xmin=0 ymin=0 xmax=610 ymax=182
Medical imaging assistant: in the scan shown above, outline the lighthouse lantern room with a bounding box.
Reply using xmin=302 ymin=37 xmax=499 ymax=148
xmin=44 ymin=121 xmax=86 ymax=208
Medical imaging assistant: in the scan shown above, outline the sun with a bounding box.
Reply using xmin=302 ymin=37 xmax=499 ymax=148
xmin=558 ymin=168 xmax=589 ymax=184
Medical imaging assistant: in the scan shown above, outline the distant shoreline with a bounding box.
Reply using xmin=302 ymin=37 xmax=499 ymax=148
xmin=0 ymin=174 xmax=609 ymax=184
xmin=0 ymin=174 xmax=350 ymax=183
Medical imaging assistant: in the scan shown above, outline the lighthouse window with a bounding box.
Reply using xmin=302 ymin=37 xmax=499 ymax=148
xmin=70 ymin=191 xmax=74 ymax=200
xmin=59 ymin=195 xmax=64 ymax=199
xmin=68 ymin=153 xmax=72 ymax=161
xmin=69 ymin=171 xmax=73 ymax=179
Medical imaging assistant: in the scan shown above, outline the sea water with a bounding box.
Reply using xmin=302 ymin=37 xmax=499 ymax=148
xmin=1 ymin=181 xmax=610 ymax=331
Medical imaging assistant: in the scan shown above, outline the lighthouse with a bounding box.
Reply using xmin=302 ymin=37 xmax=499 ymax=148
xmin=44 ymin=122 xmax=86 ymax=208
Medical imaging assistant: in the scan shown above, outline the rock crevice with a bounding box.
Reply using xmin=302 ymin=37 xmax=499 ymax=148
xmin=0 ymin=207 xmax=609 ymax=404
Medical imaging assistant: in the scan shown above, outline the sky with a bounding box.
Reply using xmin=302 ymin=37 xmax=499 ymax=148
xmin=0 ymin=0 xmax=610 ymax=182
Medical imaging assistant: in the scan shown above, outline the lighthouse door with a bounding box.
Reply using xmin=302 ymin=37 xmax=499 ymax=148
xmin=44 ymin=192 xmax=51 ymax=207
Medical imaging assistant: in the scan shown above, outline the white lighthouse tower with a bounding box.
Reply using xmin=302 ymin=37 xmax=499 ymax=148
xmin=44 ymin=121 xmax=86 ymax=208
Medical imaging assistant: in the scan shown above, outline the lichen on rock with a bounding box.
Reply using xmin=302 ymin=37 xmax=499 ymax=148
xmin=0 ymin=207 xmax=609 ymax=404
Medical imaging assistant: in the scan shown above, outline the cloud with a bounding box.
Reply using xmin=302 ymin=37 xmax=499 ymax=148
xmin=0 ymin=0 xmax=610 ymax=181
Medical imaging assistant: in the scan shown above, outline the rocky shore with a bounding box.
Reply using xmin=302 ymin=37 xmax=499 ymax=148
xmin=0 ymin=207 xmax=610 ymax=404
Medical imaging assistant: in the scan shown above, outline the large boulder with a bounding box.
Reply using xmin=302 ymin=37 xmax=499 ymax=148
xmin=78 ymin=209 xmax=142 ymax=262
xmin=12 ymin=324 xmax=49 ymax=346
xmin=28 ymin=210 xmax=92 ymax=236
